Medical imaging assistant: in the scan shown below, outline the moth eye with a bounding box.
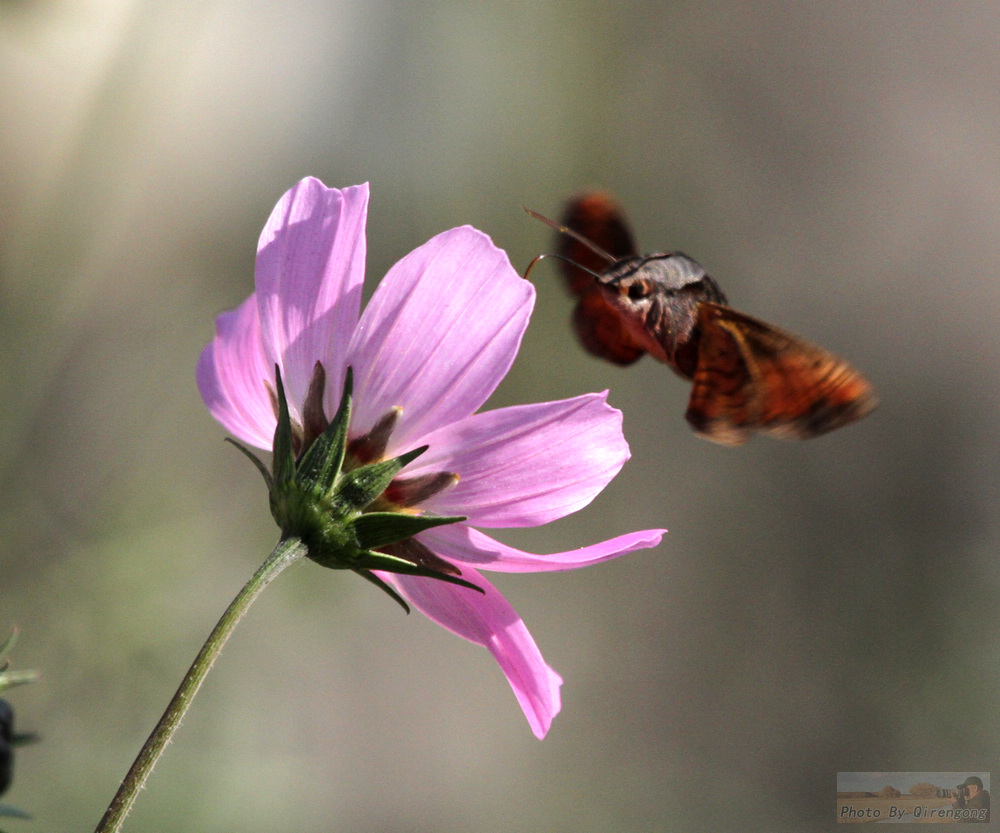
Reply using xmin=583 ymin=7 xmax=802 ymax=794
xmin=626 ymin=281 xmax=651 ymax=300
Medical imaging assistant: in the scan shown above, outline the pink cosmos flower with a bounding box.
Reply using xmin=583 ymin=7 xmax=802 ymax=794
xmin=197 ymin=178 xmax=664 ymax=738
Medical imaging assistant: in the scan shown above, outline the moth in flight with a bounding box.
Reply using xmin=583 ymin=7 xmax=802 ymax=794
xmin=526 ymin=192 xmax=877 ymax=446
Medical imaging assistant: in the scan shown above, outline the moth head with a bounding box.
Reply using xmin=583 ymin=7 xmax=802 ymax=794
xmin=596 ymin=253 xmax=728 ymax=372
xmin=600 ymin=252 xmax=720 ymax=309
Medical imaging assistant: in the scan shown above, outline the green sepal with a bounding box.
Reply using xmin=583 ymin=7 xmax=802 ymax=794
xmin=305 ymin=543 xmax=482 ymax=595
xmin=224 ymin=438 xmax=274 ymax=492
xmin=296 ymin=368 xmax=352 ymax=494
xmin=349 ymin=512 xmax=466 ymax=550
xmin=270 ymin=366 xmax=297 ymax=488
xmin=329 ymin=445 xmax=428 ymax=515
xmin=353 ymin=549 xmax=484 ymax=595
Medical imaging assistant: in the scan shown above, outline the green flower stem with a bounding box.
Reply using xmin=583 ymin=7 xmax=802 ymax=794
xmin=94 ymin=535 xmax=308 ymax=833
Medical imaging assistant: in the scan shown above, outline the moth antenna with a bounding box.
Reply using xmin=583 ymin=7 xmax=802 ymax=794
xmin=522 ymin=206 xmax=618 ymax=264
xmin=522 ymin=252 xmax=604 ymax=282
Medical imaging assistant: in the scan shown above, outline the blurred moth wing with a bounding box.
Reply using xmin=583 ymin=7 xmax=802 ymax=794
xmin=554 ymin=192 xmax=647 ymax=365
xmin=686 ymin=302 xmax=878 ymax=445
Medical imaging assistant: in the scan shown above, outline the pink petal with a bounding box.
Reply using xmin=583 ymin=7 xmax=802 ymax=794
xmin=418 ymin=524 xmax=666 ymax=573
xmin=347 ymin=226 xmax=533 ymax=456
xmin=196 ymin=294 xmax=276 ymax=449
xmin=405 ymin=393 xmax=630 ymax=527
xmin=256 ymin=179 xmax=368 ymax=411
xmin=377 ymin=568 xmax=562 ymax=739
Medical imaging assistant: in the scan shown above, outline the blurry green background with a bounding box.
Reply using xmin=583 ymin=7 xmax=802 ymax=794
xmin=2 ymin=2 xmax=998 ymax=831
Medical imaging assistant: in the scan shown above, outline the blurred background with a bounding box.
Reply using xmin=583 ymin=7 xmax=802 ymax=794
xmin=1 ymin=2 xmax=998 ymax=831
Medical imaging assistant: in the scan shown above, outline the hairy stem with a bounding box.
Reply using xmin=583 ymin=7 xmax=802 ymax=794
xmin=94 ymin=536 xmax=308 ymax=833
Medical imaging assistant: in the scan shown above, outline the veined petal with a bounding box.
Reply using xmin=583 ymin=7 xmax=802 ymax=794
xmin=347 ymin=226 xmax=534 ymax=456
xmin=377 ymin=569 xmax=562 ymax=739
xmin=256 ymin=179 xmax=368 ymax=410
xmin=406 ymin=393 xmax=630 ymax=527
xmin=196 ymin=294 xmax=276 ymax=449
xmin=418 ymin=524 xmax=665 ymax=573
